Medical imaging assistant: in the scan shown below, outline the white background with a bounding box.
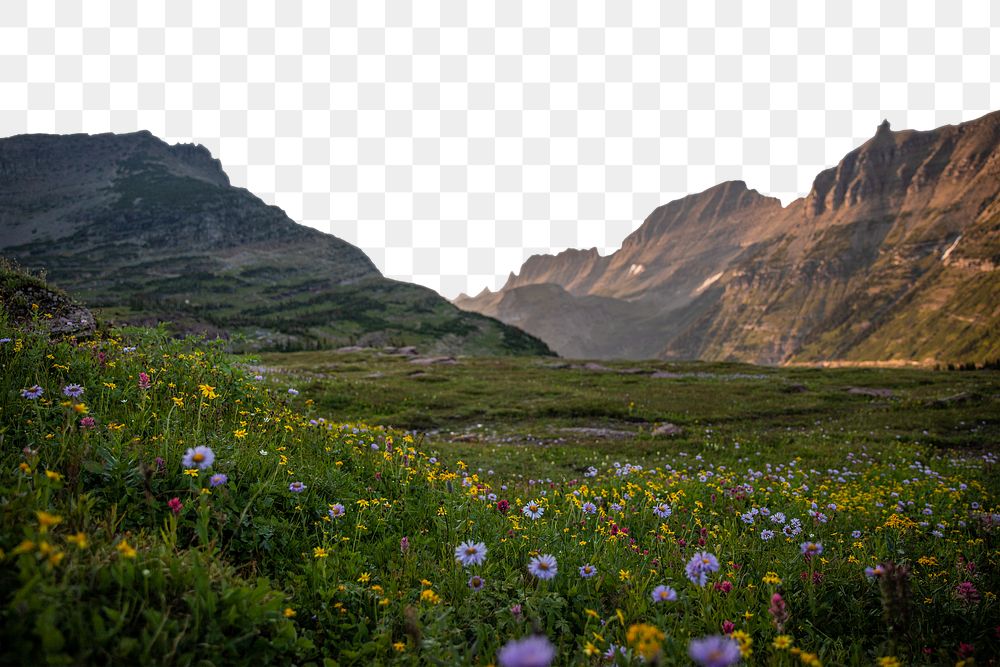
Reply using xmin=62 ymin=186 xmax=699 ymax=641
xmin=1 ymin=0 xmax=997 ymax=297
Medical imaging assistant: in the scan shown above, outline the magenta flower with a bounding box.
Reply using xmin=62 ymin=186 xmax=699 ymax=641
xmin=167 ymin=497 xmax=183 ymax=515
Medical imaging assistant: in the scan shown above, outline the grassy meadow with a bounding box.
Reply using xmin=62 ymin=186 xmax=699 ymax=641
xmin=1 ymin=312 xmax=998 ymax=665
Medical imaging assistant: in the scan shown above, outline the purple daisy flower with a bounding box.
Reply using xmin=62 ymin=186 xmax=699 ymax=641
xmin=62 ymin=384 xmax=84 ymax=398
xmin=685 ymin=551 xmax=720 ymax=587
xmin=578 ymin=564 xmax=597 ymax=578
xmin=760 ymin=529 xmax=775 ymax=541
xmin=328 ymin=503 xmax=345 ymax=519
xmin=522 ymin=501 xmax=544 ymax=520
xmin=528 ymin=554 xmax=558 ymax=580
xmin=800 ymin=541 xmax=823 ymax=557
xmin=181 ymin=446 xmax=215 ymax=470
xmin=289 ymin=481 xmax=306 ymax=493
xmin=497 ymin=635 xmax=555 ymax=667
xmin=21 ymin=385 xmax=44 ymax=399
xmin=652 ymin=502 xmax=672 ymax=519
xmin=468 ymin=575 xmax=485 ymax=591
xmin=688 ymin=635 xmax=741 ymax=667
xmin=581 ymin=501 xmax=597 ymax=515
xmin=652 ymin=584 xmax=678 ymax=603
xmin=209 ymin=473 xmax=228 ymax=487
xmin=455 ymin=540 xmax=488 ymax=567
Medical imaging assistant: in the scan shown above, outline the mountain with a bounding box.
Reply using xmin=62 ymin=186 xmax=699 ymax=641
xmin=456 ymin=112 xmax=1000 ymax=364
xmin=0 ymin=131 xmax=552 ymax=355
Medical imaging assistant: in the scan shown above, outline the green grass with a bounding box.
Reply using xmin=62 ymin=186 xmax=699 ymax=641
xmin=259 ymin=350 xmax=1000 ymax=479
xmin=1 ymin=303 xmax=998 ymax=665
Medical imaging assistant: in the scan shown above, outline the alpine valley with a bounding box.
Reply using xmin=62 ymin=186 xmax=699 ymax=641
xmin=0 ymin=131 xmax=551 ymax=356
xmin=456 ymin=111 xmax=1000 ymax=365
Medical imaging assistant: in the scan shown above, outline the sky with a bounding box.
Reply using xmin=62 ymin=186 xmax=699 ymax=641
xmin=0 ymin=0 xmax=997 ymax=298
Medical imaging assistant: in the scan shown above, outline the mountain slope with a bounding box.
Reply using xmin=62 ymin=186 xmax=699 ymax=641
xmin=0 ymin=131 xmax=552 ymax=355
xmin=456 ymin=112 xmax=1000 ymax=364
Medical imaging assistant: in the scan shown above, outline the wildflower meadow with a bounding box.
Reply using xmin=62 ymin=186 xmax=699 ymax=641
xmin=0 ymin=306 xmax=998 ymax=666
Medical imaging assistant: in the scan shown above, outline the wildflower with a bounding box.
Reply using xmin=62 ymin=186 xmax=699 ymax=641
xmin=468 ymin=575 xmax=485 ymax=591
xmin=497 ymin=635 xmax=555 ymax=667
xmin=233 ymin=429 xmax=247 ymax=439
xmin=455 ymin=540 xmax=488 ymax=567
xmin=287 ymin=388 xmax=299 ymax=396
xmin=851 ymin=530 xmax=862 ymax=538
xmin=955 ymin=581 xmax=980 ymax=605
xmin=522 ymin=501 xmax=544 ymax=520
xmin=72 ymin=402 xmax=89 ymax=414
xmin=209 ymin=473 xmax=228 ymax=487
xmin=78 ymin=416 xmax=96 ymax=429
xmin=762 ymin=572 xmax=782 ymax=585
xmin=12 ymin=540 xmax=35 ymax=555
xmin=730 ymin=630 xmax=753 ymax=658
xmin=283 ymin=607 xmax=296 ymax=618
xmin=328 ymin=503 xmax=345 ymax=519
xmin=289 ymin=481 xmax=306 ymax=493
xmin=198 ymin=384 xmax=218 ymax=399
xmin=45 ymin=470 xmax=63 ymax=482
xmin=652 ymin=584 xmax=677 ymax=603
xmin=182 ymin=446 xmax=215 ymax=470
xmin=760 ymin=528 xmax=775 ymax=541
xmin=528 ymin=554 xmax=558 ymax=580
xmin=653 ymin=502 xmax=672 ymax=519
xmin=581 ymin=501 xmax=597 ymax=514
xmin=627 ymin=624 xmax=665 ymax=662
xmin=685 ymin=551 xmax=720 ymax=587
xmin=358 ymin=572 xmax=371 ymax=583
xmin=183 ymin=469 xmax=199 ymax=477
xmin=865 ymin=565 xmax=886 ymax=579
xmin=877 ymin=658 xmax=901 ymax=667
xmin=497 ymin=499 xmax=510 ymax=513
xmin=400 ymin=536 xmax=410 ymax=553
xmin=21 ymin=385 xmax=44 ymax=399
xmin=36 ymin=511 xmax=63 ymax=532
xmin=66 ymin=532 xmax=88 ymax=549
xmin=420 ymin=589 xmax=441 ymax=604
xmin=167 ymin=497 xmax=183 ymax=515
xmin=688 ymin=635 xmax=741 ymax=667
xmin=769 ymin=593 xmax=789 ymax=631
xmin=800 ymin=541 xmax=823 ymax=559
xmin=62 ymin=384 xmax=84 ymax=398
xmin=393 ymin=641 xmax=406 ymax=652
xmin=137 ymin=372 xmax=151 ymax=390
xmin=117 ymin=540 xmax=137 ymax=559
xmin=579 ymin=564 xmax=597 ymax=578
xmin=773 ymin=635 xmax=793 ymax=650
xmin=313 ymin=546 xmax=328 ymax=558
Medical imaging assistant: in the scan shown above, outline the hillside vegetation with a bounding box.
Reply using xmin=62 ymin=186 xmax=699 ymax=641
xmin=1 ymin=272 xmax=998 ymax=666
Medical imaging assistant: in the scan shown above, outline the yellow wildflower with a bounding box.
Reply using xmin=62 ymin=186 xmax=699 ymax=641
xmin=313 ymin=547 xmax=328 ymax=558
xmin=36 ymin=511 xmax=63 ymax=532
xmin=44 ymin=470 xmax=63 ymax=481
xmin=283 ymin=607 xmax=296 ymax=618
xmin=183 ymin=469 xmax=199 ymax=477
xmin=66 ymin=532 xmax=89 ymax=549
xmin=392 ymin=642 xmax=405 ymax=652
xmin=116 ymin=540 xmax=137 ymax=559
xmin=773 ymin=635 xmax=793 ymax=650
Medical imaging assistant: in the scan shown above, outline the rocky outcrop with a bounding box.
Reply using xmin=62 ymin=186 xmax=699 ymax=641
xmin=457 ymin=111 xmax=1000 ymax=364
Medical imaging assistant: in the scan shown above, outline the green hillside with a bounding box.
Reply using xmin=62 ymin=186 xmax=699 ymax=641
xmin=1 ymin=269 xmax=997 ymax=665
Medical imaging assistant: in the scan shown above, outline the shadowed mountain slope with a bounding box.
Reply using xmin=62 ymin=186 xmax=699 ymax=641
xmin=0 ymin=131 xmax=552 ymax=355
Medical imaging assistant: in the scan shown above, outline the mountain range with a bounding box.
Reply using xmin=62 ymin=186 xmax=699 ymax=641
xmin=0 ymin=131 xmax=551 ymax=355
xmin=456 ymin=112 xmax=1000 ymax=365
